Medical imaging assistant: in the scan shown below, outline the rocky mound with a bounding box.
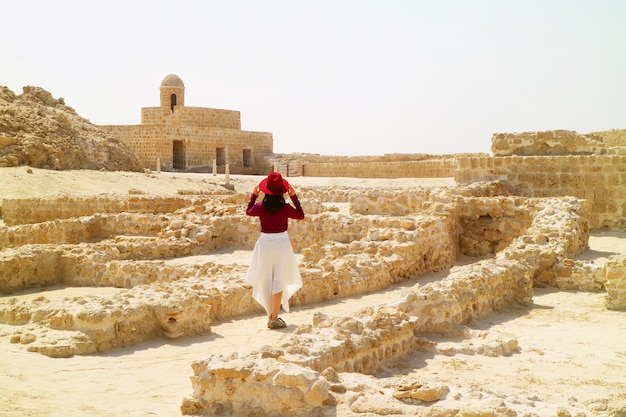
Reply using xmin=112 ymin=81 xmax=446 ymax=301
xmin=0 ymin=85 xmax=141 ymax=171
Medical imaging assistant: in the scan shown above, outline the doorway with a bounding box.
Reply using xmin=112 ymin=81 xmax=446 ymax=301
xmin=243 ymin=149 xmax=252 ymax=168
xmin=173 ymin=140 xmax=185 ymax=169
xmin=216 ymin=147 xmax=226 ymax=166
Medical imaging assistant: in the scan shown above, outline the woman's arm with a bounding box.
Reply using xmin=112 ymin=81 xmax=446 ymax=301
xmin=246 ymin=185 xmax=261 ymax=216
xmin=287 ymin=185 xmax=305 ymax=220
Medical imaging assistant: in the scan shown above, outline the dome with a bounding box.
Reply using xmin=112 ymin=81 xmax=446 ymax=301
xmin=160 ymin=74 xmax=185 ymax=88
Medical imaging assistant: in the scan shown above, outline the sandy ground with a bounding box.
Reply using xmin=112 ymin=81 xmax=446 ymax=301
xmin=0 ymin=168 xmax=625 ymax=416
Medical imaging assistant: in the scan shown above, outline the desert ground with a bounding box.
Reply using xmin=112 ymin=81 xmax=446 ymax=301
xmin=0 ymin=168 xmax=625 ymax=417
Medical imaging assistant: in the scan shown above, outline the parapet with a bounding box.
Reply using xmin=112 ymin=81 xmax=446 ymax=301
xmin=140 ymin=106 xmax=241 ymax=129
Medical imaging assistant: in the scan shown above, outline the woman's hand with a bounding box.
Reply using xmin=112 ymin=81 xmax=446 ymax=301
xmin=288 ymin=185 xmax=296 ymax=196
xmin=253 ymin=185 xmax=261 ymax=196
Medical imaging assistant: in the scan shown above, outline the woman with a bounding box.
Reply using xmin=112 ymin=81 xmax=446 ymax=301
xmin=245 ymin=172 xmax=305 ymax=329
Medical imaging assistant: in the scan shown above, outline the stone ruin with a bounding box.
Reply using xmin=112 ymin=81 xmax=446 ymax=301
xmin=2 ymin=171 xmax=625 ymax=415
xmin=1 ymin=86 xmax=626 ymax=415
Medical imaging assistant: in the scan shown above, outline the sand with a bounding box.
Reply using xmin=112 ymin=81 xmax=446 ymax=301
xmin=0 ymin=168 xmax=625 ymax=416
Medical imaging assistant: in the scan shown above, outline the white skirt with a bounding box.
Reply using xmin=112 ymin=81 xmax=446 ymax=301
xmin=246 ymin=232 xmax=302 ymax=315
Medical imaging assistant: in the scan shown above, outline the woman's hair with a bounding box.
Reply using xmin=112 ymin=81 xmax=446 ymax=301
xmin=262 ymin=194 xmax=286 ymax=213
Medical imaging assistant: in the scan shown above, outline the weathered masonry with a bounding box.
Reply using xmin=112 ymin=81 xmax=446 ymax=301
xmin=101 ymin=74 xmax=273 ymax=173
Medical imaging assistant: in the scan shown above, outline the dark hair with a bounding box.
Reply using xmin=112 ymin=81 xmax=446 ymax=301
xmin=262 ymin=194 xmax=286 ymax=213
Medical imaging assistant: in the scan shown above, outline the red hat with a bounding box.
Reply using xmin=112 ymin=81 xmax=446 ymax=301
xmin=259 ymin=172 xmax=290 ymax=195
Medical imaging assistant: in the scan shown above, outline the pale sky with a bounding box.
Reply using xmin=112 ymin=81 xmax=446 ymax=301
xmin=2 ymin=1 xmax=625 ymax=156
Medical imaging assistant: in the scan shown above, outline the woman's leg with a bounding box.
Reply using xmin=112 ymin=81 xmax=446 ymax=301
xmin=269 ymin=291 xmax=283 ymax=321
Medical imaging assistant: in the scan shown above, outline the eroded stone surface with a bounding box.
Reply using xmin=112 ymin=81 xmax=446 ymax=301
xmin=1 ymin=172 xmax=622 ymax=417
xmin=0 ymin=86 xmax=141 ymax=171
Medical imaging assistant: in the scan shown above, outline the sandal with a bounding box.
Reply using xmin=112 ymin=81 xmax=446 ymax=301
xmin=268 ymin=318 xmax=287 ymax=329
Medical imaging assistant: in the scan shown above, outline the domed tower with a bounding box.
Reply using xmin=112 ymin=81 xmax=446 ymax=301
xmin=160 ymin=74 xmax=185 ymax=112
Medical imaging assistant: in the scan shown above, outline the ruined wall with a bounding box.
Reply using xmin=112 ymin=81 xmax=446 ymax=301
xmin=181 ymin=258 xmax=528 ymax=416
xmin=275 ymin=129 xmax=626 ymax=232
xmin=604 ymin=255 xmax=626 ymax=310
xmin=0 ymin=188 xmax=593 ymax=328
xmin=302 ymin=159 xmax=458 ymax=178
xmin=491 ymin=130 xmax=608 ymax=156
xmin=594 ymin=129 xmax=626 ymax=147
xmin=267 ymin=153 xmax=480 ymax=179
xmin=5 ymin=181 xmax=620 ymax=415
xmin=1 ymin=195 xmax=203 ymax=226
xmin=1 ymin=185 xmax=590 ymax=294
xmin=455 ymin=154 xmax=626 ymax=230
xmin=181 ymin=196 xmax=591 ymax=417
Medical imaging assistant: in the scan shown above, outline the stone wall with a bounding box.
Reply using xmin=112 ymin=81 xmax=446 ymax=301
xmin=455 ymin=154 xmax=626 ymax=230
xmin=0 ymin=200 xmax=457 ymax=295
xmin=181 ymin=257 xmax=526 ymax=416
xmin=141 ymin=106 xmax=241 ymax=129
xmin=1 ymin=195 xmax=206 ymax=226
xmin=5 ymin=179 xmax=622 ymax=415
xmin=302 ymin=159 xmax=458 ymax=178
xmin=604 ymin=255 xmax=626 ymax=310
xmin=103 ymin=125 xmax=171 ymax=169
xmin=594 ymin=129 xmax=626 ymax=147
xmin=491 ymin=130 xmax=607 ymax=156
xmin=1 ymin=186 xmax=598 ymax=354
xmin=181 ymin=196 xmax=590 ymax=416
xmin=102 ymin=124 xmax=273 ymax=172
xmin=271 ymin=129 xmax=626 ymax=232
xmin=271 ymin=153 xmax=468 ymax=179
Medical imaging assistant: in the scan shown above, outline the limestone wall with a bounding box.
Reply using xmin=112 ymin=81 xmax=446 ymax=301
xmin=491 ymin=130 xmax=607 ymax=156
xmin=101 ymin=123 xmax=273 ymax=172
xmin=0 ymin=212 xmax=168 ymax=247
xmin=181 ymin=196 xmax=589 ymax=416
xmin=302 ymin=159 xmax=458 ymax=178
xmin=594 ymin=129 xmax=626 ymax=147
xmin=182 ymin=257 xmax=527 ymax=416
xmin=270 ymin=129 xmax=626 ymax=231
xmin=141 ymin=106 xmax=241 ymax=129
xmin=455 ymin=154 xmax=626 ymax=230
xmin=4 ymin=278 xmax=213 ymax=357
xmin=181 ymin=191 xmax=598 ymax=416
xmin=1 ymin=195 xmax=203 ymax=226
xmin=102 ymin=125 xmax=171 ymax=169
xmin=4 ymin=180 xmax=616 ymax=415
xmin=0 ymin=186 xmax=591 ymax=293
xmin=604 ymin=255 xmax=626 ymax=310
xmin=0 ymin=186 xmax=595 ymax=355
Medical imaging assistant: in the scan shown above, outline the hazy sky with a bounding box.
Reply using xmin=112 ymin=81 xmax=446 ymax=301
xmin=2 ymin=1 xmax=625 ymax=156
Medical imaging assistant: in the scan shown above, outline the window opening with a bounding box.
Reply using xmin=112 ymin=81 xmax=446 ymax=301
xmin=170 ymin=94 xmax=177 ymax=112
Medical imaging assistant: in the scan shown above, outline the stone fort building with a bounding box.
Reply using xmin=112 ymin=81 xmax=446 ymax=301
xmin=101 ymin=74 xmax=273 ymax=173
